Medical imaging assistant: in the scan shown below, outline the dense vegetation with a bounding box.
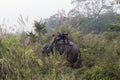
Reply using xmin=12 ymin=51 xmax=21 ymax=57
xmin=1 ymin=21 xmax=120 ymax=80
xmin=1 ymin=0 xmax=120 ymax=80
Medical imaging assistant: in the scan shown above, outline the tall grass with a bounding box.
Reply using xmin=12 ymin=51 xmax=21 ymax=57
xmin=1 ymin=24 xmax=120 ymax=80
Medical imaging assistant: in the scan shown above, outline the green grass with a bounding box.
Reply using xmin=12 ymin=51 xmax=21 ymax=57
xmin=1 ymin=31 xmax=120 ymax=80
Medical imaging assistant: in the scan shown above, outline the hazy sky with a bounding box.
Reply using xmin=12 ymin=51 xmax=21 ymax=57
xmin=0 ymin=0 xmax=73 ymax=21
xmin=0 ymin=0 xmax=73 ymax=32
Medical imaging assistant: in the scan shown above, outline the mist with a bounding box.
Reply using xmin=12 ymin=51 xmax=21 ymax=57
xmin=0 ymin=0 xmax=73 ymax=33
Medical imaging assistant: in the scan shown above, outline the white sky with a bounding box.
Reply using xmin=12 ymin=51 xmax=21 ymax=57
xmin=0 ymin=0 xmax=73 ymax=33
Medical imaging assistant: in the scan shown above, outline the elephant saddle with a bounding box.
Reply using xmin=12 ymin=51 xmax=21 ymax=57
xmin=57 ymin=40 xmax=64 ymax=44
xmin=56 ymin=40 xmax=73 ymax=46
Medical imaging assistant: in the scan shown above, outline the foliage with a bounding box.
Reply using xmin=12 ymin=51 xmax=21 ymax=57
xmin=1 ymin=0 xmax=120 ymax=79
xmin=107 ymin=16 xmax=120 ymax=32
xmin=34 ymin=20 xmax=47 ymax=35
xmin=26 ymin=31 xmax=38 ymax=43
xmin=1 ymin=23 xmax=120 ymax=80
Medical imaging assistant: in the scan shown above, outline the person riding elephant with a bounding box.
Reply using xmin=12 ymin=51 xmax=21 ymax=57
xmin=57 ymin=32 xmax=63 ymax=41
xmin=49 ymin=31 xmax=71 ymax=53
xmin=62 ymin=32 xmax=69 ymax=44
xmin=49 ymin=34 xmax=57 ymax=53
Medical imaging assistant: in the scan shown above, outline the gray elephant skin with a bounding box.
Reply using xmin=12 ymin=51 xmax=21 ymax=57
xmin=42 ymin=42 xmax=80 ymax=67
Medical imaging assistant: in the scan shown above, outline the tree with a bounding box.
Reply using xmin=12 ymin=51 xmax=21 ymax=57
xmin=107 ymin=16 xmax=120 ymax=32
xmin=26 ymin=31 xmax=37 ymax=43
xmin=67 ymin=0 xmax=120 ymax=33
xmin=45 ymin=11 xmax=68 ymax=29
xmin=46 ymin=13 xmax=61 ymax=28
xmin=33 ymin=20 xmax=47 ymax=35
xmin=71 ymin=0 xmax=119 ymax=18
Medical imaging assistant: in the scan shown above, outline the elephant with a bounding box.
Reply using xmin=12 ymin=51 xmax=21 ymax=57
xmin=42 ymin=42 xmax=80 ymax=67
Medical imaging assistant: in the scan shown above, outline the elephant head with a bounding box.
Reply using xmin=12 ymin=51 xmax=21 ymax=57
xmin=42 ymin=44 xmax=51 ymax=56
